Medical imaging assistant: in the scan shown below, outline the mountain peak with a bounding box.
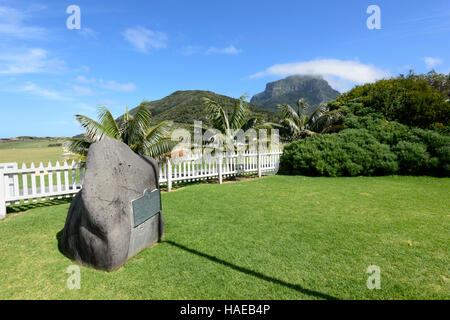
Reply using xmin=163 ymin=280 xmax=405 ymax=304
xmin=250 ymin=75 xmax=340 ymax=115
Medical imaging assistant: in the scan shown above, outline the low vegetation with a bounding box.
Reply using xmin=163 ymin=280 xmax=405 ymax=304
xmin=336 ymin=75 xmax=449 ymax=129
xmin=0 ymin=139 xmax=65 ymax=166
xmin=280 ymin=73 xmax=450 ymax=177
xmin=281 ymin=114 xmax=450 ymax=177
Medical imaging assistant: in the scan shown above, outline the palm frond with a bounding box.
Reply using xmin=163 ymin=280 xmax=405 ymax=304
xmin=281 ymin=118 xmax=300 ymax=136
xmin=254 ymin=122 xmax=282 ymax=130
xmin=202 ymin=97 xmax=230 ymax=132
xmin=97 ymin=106 xmax=120 ymax=139
xmin=241 ymin=117 xmax=259 ymax=132
xmin=70 ymin=105 xmax=175 ymax=160
xmin=129 ymin=104 xmax=151 ymax=146
xmin=183 ymin=123 xmax=210 ymax=131
xmin=297 ymin=99 xmax=309 ymax=118
xmin=308 ymin=104 xmax=328 ymax=127
xmin=120 ymin=107 xmax=132 ymax=144
xmin=144 ymin=120 xmax=173 ymax=146
xmin=278 ymin=104 xmax=301 ymax=126
xmin=75 ymin=114 xmax=107 ymax=141
xmin=62 ymin=137 xmax=92 ymax=158
xmin=311 ymin=109 xmax=346 ymax=133
xmin=143 ymin=139 xmax=177 ymax=158
xmin=230 ymin=94 xmax=249 ymax=130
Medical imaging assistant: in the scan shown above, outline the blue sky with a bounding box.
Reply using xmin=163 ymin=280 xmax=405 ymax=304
xmin=0 ymin=0 xmax=449 ymax=138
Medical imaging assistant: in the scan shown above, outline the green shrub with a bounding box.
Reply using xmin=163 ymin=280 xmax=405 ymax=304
xmin=343 ymin=114 xmax=450 ymax=174
xmin=336 ymin=78 xmax=450 ymax=128
xmin=280 ymin=122 xmax=450 ymax=177
xmin=281 ymin=129 xmax=398 ymax=176
xmin=284 ymin=76 xmax=450 ymax=177
xmin=392 ymin=141 xmax=430 ymax=174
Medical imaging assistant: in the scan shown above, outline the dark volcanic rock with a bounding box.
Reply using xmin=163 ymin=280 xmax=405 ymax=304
xmin=250 ymin=75 xmax=340 ymax=114
xmin=60 ymin=138 xmax=164 ymax=271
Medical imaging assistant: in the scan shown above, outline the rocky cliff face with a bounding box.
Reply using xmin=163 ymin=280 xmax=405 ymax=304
xmin=250 ymin=75 xmax=340 ymax=115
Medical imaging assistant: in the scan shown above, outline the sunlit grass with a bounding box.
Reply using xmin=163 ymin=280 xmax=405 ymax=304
xmin=0 ymin=147 xmax=65 ymax=167
xmin=0 ymin=175 xmax=448 ymax=299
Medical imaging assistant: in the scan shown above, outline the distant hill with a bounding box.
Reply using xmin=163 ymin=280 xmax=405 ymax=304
xmin=126 ymin=90 xmax=279 ymax=127
xmin=250 ymin=75 xmax=340 ymax=115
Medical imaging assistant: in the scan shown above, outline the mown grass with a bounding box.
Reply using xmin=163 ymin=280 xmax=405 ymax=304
xmin=0 ymin=147 xmax=65 ymax=167
xmin=0 ymin=140 xmax=81 ymax=191
xmin=0 ymin=139 xmax=65 ymax=167
xmin=0 ymin=175 xmax=448 ymax=299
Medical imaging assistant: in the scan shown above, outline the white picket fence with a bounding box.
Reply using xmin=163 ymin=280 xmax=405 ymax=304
xmin=0 ymin=148 xmax=282 ymax=219
xmin=0 ymin=161 xmax=85 ymax=219
xmin=160 ymin=147 xmax=282 ymax=190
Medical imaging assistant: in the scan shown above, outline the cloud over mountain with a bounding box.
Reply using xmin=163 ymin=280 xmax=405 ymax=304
xmin=251 ymin=59 xmax=389 ymax=92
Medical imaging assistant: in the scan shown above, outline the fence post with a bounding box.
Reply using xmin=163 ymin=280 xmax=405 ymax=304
xmin=0 ymin=170 xmax=6 ymax=219
xmin=257 ymin=145 xmax=262 ymax=178
xmin=167 ymin=158 xmax=172 ymax=192
xmin=218 ymin=154 xmax=223 ymax=184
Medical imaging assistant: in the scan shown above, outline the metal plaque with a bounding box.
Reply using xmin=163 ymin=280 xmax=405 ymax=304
xmin=131 ymin=188 xmax=161 ymax=228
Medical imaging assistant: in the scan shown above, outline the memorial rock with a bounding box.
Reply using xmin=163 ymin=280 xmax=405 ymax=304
xmin=60 ymin=138 xmax=164 ymax=271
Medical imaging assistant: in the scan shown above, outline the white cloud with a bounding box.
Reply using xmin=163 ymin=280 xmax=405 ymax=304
xmin=76 ymin=103 xmax=96 ymax=112
xmin=123 ymin=27 xmax=168 ymax=52
xmin=0 ymin=48 xmax=65 ymax=74
xmin=181 ymin=45 xmax=201 ymax=56
xmin=75 ymin=76 xmax=136 ymax=92
xmin=0 ymin=5 xmax=46 ymax=39
xmin=75 ymin=65 xmax=90 ymax=73
xmin=72 ymin=85 xmax=95 ymax=96
xmin=100 ymin=80 xmax=136 ymax=92
xmin=21 ymin=82 xmax=73 ymax=101
xmin=206 ymin=45 xmax=242 ymax=55
xmin=75 ymin=75 xmax=95 ymax=84
xmin=79 ymin=27 xmax=97 ymax=38
xmin=423 ymin=57 xmax=443 ymax=68
xmin=96 ymin=99 xmax=120 ymax=107
xmin=250 ymin=59 xmax=390 ymax=92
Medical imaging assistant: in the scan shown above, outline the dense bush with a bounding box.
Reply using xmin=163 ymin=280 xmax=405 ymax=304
xmin=280 ymin=117 xmax=450 ymax=177
xmin=280 ymin=129 xmax=398 ymax=176
xmin=403 ymin=70 xmax=450 ymax=100
xmin=335 ymin=78 xmax=450 ymax=128
xmin=282 ymin=74 xmax=450 ymax=177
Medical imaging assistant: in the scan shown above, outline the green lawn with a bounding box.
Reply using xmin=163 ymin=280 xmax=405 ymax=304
xmin=0 ymin=139 xmax=65 ymax=166
xmin=0 ymin=139 xmax=82 ymax=190
xmin=0 ymin=175 xmax=448 ymax=299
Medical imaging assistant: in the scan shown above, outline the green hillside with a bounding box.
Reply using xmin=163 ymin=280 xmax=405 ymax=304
xmin=126 ymin=90 xmax=280 ymax=126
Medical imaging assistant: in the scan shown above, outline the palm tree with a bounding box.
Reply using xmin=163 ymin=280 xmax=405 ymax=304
xmin=309 ymin=108 xmax=346 ymax=134
xmin=64 ymin=105 xmax=174 ymax=160
xmin=279 ymin=99 xmax=328 ymax=140
xmin=202 ymin=94 xmax=279 ymax=148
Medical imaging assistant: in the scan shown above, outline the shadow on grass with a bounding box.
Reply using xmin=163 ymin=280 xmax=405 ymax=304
xmin=164 ymin=240 xmax=339 ymax=300
xmin=6 ymin=197 xmax=73 ymax=214
xmin=56 ymin=229 xmax=64 ymax=254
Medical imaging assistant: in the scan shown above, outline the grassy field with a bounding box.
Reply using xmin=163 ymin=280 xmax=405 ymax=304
xmin=0 ymin=175 xmax=448 ymax=300
xmin=0 ymin=139 xmax=65 ymax=166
